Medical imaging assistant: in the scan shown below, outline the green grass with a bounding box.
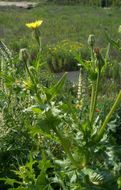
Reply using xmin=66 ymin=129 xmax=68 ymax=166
xmin=0 ymin=4 xmax=121 ymax=52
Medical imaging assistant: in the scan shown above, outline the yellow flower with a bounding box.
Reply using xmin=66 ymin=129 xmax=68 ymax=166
xmin=26 ymin=20 xmax=43 ymax=29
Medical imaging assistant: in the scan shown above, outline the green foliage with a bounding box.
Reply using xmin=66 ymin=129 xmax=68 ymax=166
xmin=0 ymin=21 xmax=121 ymax=190
xmin=0 ymin=152 xmax=54 ymax=190
xmin=0 ymin=41 xmax=57 ymax=189
xmin=45 ymin=40 xmax=83 ymax=72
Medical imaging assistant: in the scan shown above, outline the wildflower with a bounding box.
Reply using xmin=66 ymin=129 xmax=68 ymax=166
xmin=76 ymin=100 xmax=83 ymax=110
xmin=26 ymin=20 xmax=43 ymax=29
xmin=26 ymin=20 xmax=43 ymax=50
xmin=76 ymin=104 xmax=81 ymax=109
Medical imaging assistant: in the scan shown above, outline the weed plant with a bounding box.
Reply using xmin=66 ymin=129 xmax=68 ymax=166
xmin=0 ymin=20 xmax=121 ymax=190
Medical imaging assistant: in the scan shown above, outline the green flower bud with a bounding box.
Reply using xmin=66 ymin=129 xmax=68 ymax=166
xmin=88 ymin=34 xmax=95 ymax=47
xmin=118 ymin=25 xmax=121 ymax=33
xmin=19 ymin=48 xmax=30 ymax=63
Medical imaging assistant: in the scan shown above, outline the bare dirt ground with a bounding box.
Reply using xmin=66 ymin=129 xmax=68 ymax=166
xmin=0 ymin=1 xmax=38 ymax=8
xmin=56 ymin=71 xmax=80 ymax=84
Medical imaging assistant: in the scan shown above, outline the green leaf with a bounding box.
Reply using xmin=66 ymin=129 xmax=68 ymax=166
xmin=117 ymin=177 xmax=121 ymax=189
xmin=47 ymin=72 xmax=67 ymax=100
xmin=26 ymin=152 xmax=37 ymax=171
xmin=39 ymin=152 xmax=51 ymax=172
xmin=35 ymin=153 xmax=51 ymax=190
xmin=0 ymin=177 xmax=21 ymax=186
xmin=35 ymin=171 xmax=48 ymax=190
xmin=24 ymin=104 xmax=47 ymax=113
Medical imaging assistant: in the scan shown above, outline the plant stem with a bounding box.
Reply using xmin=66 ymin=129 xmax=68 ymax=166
xmin=94 ymin=90 xmax=121 ymax=142
xmin=91 ymin=46 xmax=94 ymax=62
xmin=24 ymin=60 xmax=41 ymax=103
xmin=35 ymin=29 xmax=41 ymax=51
xmin=90 ymin=71 xmax=100 ymax=125
xmin=89 ymin=82 xmax=95 ymax=122
xmin=53 ymin=127 xmax=79 ymax=168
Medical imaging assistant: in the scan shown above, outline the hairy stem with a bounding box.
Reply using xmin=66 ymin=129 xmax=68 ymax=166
xmin=91 ymin=46 xmax=94 ymax=62
xmin=90 ymin=72 xmax=100 ymax=125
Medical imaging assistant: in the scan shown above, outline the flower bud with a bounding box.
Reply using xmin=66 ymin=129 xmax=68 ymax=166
xmin=19 ymin=48 xmax=30 ymax=63
xmin=118 ymin=25 xmax=121 ymax=33
xmin=94 ymin=48 xmax=104 ymax=72
xmin=88 ymin=34 xmax=95 ymax=47
xmin=94 ymin=47 xmax=100 ymax=59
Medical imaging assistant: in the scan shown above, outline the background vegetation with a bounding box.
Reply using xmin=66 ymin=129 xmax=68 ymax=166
xmin=0 ymin=1 xmax=121 ymax=190
xmin=0 ymin=4 xmax=121 ymax=73
xmin=0 ymin=4 xmax=121 ymax=51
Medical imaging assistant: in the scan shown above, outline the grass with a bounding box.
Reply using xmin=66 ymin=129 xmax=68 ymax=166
xmin=0 ymin=4 xmax=121 ymax=52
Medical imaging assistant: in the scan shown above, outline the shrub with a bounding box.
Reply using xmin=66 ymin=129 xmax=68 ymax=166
xmin=45 ymin=40 xmax=83 ymax=72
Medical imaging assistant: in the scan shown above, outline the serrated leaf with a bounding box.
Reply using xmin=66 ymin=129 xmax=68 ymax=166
xmin=0 ymin=177 xmax=20 ymax=186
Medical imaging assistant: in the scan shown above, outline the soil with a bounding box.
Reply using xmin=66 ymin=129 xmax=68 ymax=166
xmin=56 ymin=71 xmax=80 ymax=84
